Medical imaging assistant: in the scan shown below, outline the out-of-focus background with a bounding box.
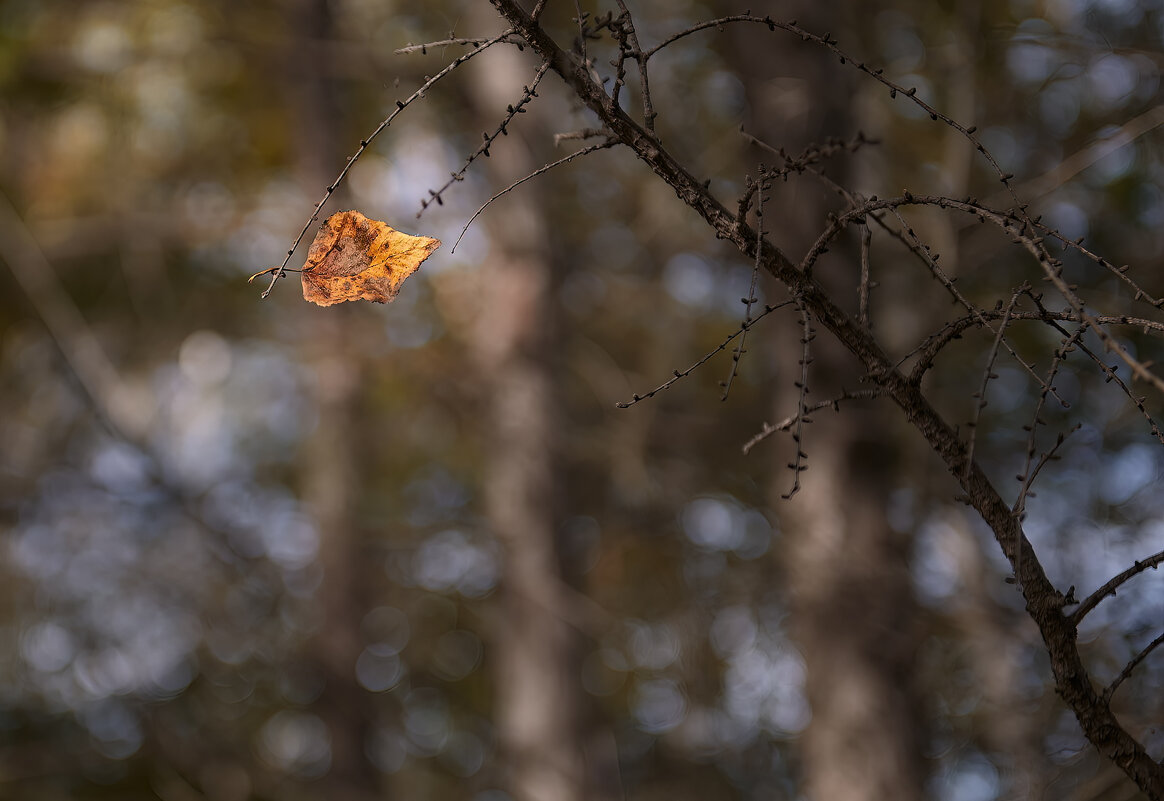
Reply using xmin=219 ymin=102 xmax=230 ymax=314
xmin=1 ymin=1 xmax=1162 ymax=800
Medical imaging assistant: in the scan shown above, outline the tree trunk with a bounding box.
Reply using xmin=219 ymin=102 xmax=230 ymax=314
xmin=287 ymin=1 xmax=380 ymax=798
xmin=726 ymin=6 xmax=929 ymax=799
xmin=464 ymin=9 xmax=586 ymax=801
xmin=778 ymin=405 xmax=925 ymax=801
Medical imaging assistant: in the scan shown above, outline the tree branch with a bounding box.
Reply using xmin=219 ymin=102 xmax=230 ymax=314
xmin=1071 ymin=550 xmax=1164 ymax=626
xmin=487 ymin=2 xmax=1164 ymax=795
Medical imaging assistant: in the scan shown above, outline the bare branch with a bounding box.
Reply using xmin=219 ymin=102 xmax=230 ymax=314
xmin=615 ymin=301 xmax=793 ymax=408
xmin=1072 ymin=549 xmax=1164 ymax=626
xmin=1104 ymin=631 xmax=1164 ymax=701
xmin=1013 ymin=424 xmax=1080 ymax=523
xmin=486 ymin=4 xmax=1164 ymax=792
xmin=743 ymin=389 xmax=881 ymax=454
xmin=722 ymin=174 xmax=766 ymax=400
xmin=906 ymin=308 xmax=1164 ymax=383
xmin=611 ymin=0 xmax=656 ymax=131
xmin=782 ymin=297 xmax=814 ymax=500
xmin=452 ymin=140 xmax=617 ymax=252
xmin=1014 ymin=322 xmax=1088 ymax=520
xmin=858 ymin=222 xmax=872 ymax=330
xmin=963 ymin=286 xmax=1027 ymax=482
xmin=394 ymin=37 xmax=504 ymax=54
xmin=880 ymin=205 xmax=1064 ymax=405
xmin=419 ymin=59 xmax=553 ymax=218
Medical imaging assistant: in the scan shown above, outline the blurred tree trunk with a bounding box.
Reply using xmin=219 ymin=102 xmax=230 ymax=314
xmin=727 ymin=6 xmax=928 ymax=800
xmin=287 ymin=1 xmax=380 ymax=799
xmin=463 ymin=8 xmax=586 ymax=801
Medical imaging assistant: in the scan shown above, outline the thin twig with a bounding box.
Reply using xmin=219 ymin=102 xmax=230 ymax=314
xmin=452 ymin=140 xmax=617 ymax=252
xmin=419 ymin=59 xmax=553 ymax=218
xmin=722 ymin=175 xmax=766 ymax=400
xmin=741 ymin=128 xmax=873 ymax=207
xmin=1029 ymin=296 xmax=1164 ymax=446
xmin=858 ymin=222 xmax=872 ymax=330
xmin=1104 ymin=631 xmax=1164 ymax=701
xmin=1031 ymin=218 xmax=1163 ymax=309
xmin=1071 ymin=549 xmax=1164 ymax=626
xmin=883 ymin=206 xmax=1064 ymax=405
xmin=572 ymin=0 xmax=589 ymax=65
xmin=394 ymin=37 xmax=502 ymax=54
xmin=615 ymin=300 xmax=793 ymax=408
xmin=644 ymin=14 xmax=778 ymax=61
xmin=782 ymin=297 xmax=814 ymax=499
xmin=1013 ymin=323 xmax=1087 ymax=520
xmin=963 ymin=286 xmax=1026 ymax=481
xmin=905 ymin=309 xmax=1164 ymax=383
xmin=1023 ymin=425 xmax=1078 ymax=492
xmin=743 ymin=389 xmax=881 ymax=454
xmin=611 ymin=0 xmax=656 ymax=131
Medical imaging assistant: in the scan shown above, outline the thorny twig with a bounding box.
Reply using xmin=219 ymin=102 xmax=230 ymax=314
xmin=615 ymin=300 xmax=793 ymax=408
xmin=743 ymin=389 xmax=882 ymax=454
xmin=741 ymin=129 xmax=874 ymax=198
xmin=885 ymin=206 xmax=1065 ymax=405
xmin=963 ymin=287 xmax=1027 ymax=482
xmin=419 ymin=59 xmax=553 ymax=218
xmin=722 ymin=174 xmax=766 ymax=400
xmin=782 ymin=297 xmax=814 ymax=500
xmin=1028 ymin=293 xmax=1164 ymax=445
xmin=1013 ymin=322 xmax=1088 ymax=521
xmin=611 ymin=0 xmax=656 ymax=131
xmin=394 ymin=37 xmax=504 ymax=54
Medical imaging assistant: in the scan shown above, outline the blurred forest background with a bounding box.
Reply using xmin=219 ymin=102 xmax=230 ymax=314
xmin=1 ymin=0 xmax=1162 ymax=800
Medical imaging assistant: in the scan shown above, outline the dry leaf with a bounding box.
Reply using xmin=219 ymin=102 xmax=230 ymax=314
xmin=299 ymin=210 xmax=440 ymax=306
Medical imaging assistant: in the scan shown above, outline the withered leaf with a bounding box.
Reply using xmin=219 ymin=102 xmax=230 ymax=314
xmin=299 ymin=210 xmax=440 ymax=306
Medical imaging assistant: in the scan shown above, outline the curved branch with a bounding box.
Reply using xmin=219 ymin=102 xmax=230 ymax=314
xmin=452 ymin=139 xmax=616 ymax=252
xmin=1071 ymin=550 xmax=1164 ymax=626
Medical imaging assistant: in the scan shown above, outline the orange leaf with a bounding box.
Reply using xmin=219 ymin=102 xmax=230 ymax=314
xmin=299 ymin=210 xmax=440 ymax=307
